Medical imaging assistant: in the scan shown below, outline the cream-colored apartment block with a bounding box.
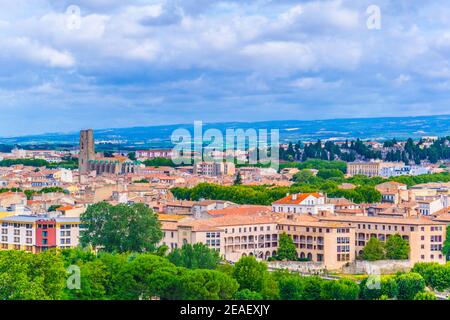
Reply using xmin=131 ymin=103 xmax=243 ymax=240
xmin=278 ymin=215 xmax=356 ymax=270
xmin=347 ymin=161 xmax=403 ymax=177
xmin=320 ymin=216 xmax=446 ymax=264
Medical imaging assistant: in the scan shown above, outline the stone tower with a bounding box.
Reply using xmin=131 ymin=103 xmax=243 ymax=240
xmin=79 ymin=129 xmax=95 ymax=175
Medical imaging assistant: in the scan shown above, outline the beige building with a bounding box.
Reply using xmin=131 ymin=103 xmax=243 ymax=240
xmin=320 ymin=216 xmax=446 ymax=264
xmin=159 ymin=193 xmax=448 ymax=270
xmin=347 ymin=161 xmax=403 ymax=177
xmin=278 ymin=215 xmax=356 ymax=270
xmin=193 ymin=161 xmax=236 ymax=176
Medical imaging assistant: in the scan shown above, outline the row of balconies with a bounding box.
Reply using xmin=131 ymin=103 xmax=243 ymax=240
xmin=224 ymin=242 xmax=278 ymax=250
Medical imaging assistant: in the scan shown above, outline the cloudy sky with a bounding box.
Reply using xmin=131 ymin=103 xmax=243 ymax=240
xmin=1 ymin=0 xmax=450 ymax=136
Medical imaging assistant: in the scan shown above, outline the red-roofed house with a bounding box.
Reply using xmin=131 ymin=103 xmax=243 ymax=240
xmin=272 ymin=193 xmax=334 ymax=215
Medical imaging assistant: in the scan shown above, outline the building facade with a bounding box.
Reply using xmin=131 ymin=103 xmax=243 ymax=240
xmin=0 ymin=215 xmax=80 ymax=252
xmin=347 ymin=161 xmax=403 ymax=177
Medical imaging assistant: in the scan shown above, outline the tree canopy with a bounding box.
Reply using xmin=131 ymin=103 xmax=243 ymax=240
xmin=167 ymin=243 xmax=222 ymax=269
xmin=80 ymin=202 xmax=163 ymax=253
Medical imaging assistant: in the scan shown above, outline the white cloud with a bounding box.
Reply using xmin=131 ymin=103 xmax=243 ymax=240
xmin=290 ymin=77 xmax=341 ymax=90
xmin=2 ymin=37 xmax=75 ymax=68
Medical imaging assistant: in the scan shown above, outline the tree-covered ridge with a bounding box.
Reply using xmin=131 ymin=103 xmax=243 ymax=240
xmin=171 ymin=172 xmax=450 ymax=205
xmin=280 ymin=136 xmax=450 ymax=164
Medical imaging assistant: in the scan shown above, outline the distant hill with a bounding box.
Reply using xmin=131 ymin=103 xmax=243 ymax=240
xmin=2 ymin=114 xmax=450 ymax=149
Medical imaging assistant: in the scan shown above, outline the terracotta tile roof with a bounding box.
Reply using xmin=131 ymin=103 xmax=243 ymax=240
xmin=272 ymin=193 xmax=323 ymax=205
xmin=433 ymin=214 xmax=450 ymax=222
xmin=158 ymin=214 xmax=187 ymax=221
xmin=57 ymin=205 xmax=74 ymax=211
xmin=161 ymin=221 xmax=179 ymax=231
xmin=433 ymin=206 xmax=450 ymax=216
xmin=334 ymin=209 xmax=365 ymax=215
xmin=208 ymin=205 xmax=271 ymax=216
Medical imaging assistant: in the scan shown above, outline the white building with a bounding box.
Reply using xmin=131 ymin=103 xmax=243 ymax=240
xmin=271 ymin=193 xmax=334 ymax=215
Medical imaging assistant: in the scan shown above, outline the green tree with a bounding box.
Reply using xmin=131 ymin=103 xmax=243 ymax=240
xmin=442 ymin=225 xmax=450 ymax=261
xmin=118 ymin=253 xmax=181 ymax=300
xmin=395 ymin=272 xmax=426 ymax=300
xmin=359 ymin=276 xmax=398 ymax=300
xmin=65 ymin=259 xmax=108 ymax=300
xmin=80 ymin=202 xmax=163 ymax=253
xmin=47 ymin=204 xmax=61 ymax=212
xmin=0 ymin=249 xmax=66 ymax=300
xmin=260 ymin=273 xmax=280 ymax=300
xmin=234 ymin=171 xmax=242 ymax=185
xmin=232 ymin=256 xmax=267 ymax=293
xmin=275 ymin=272 xmax=304 ymax=300
xmin=320 ymin=278 xmax=359 ymax=300
xmin=275 ymin=233 xmax=297 ymax=261
xmin=385 ymin=234 xmax=409 ymax=260
xmin=234 ymin=289 xmax=263 ymax=300
xmin=292 ymin=169 xmax=316 ymax=183
xmin=412 ymin=262 xmax=450 ymax=291
xmin=317 ymin=169 xmax=344 ymax=180
xmin=179 ymin=269 xmax=239 ymax=300
xmin=414 ymin=291 xmax=437 ymax=300
xmin=302 ymin=276 xmax=323 ymax=300
xmin=361 ymin=237 xmax=385 ymax=261
xmin=167 ymin=243 xmax=222 ymax=269
xmin=143 ymin=157 xmax=176 ymax=167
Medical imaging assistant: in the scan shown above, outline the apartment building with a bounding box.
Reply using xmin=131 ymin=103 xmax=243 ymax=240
xmin=272 ymin=193 xmax=334 ymax=215
xmin=347 ymin=161 xmax=403 ymax=177
xmin=0 ymin=215 xmax=80 ymax=252
xmin=416 ymin=197 xmax=445 ymax=216
xmin=278 ymin=215 xmax=356 ymax=270
xmin=193 ymin=161 xmax=236 ymax=177
xmin=319 ymin=216 xmax=446 ymax=264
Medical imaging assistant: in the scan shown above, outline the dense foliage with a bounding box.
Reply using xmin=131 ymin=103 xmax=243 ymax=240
xmin=80 ymin=202 xmax=163 ymax=253
xmin=167 ymin=243 xmax=222 ymax=269
xmin=172 ymin=169 xmax=450 ymax=205
xmin=0 ymin=248 xmax=445 ymax=300
xmin=0 ymin=158 xmax=78 ymax=169
xmin=412 ymin=262 xmax=450 ymax=291
xmin=280 ymin=136 xmax=450 ymax=164
xmin=360 ymin=234 xmax=410 ymax=261
xmin=273 ymin=233 xmax=298 ymax=261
